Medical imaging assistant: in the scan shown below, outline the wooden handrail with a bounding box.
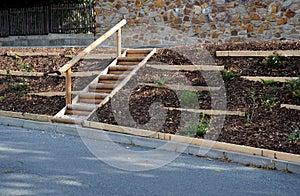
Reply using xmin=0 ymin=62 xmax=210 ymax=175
xmin=57 ymin=19 xmax=127 ymax=104
xmin=57 ymin=19 xmax=127 ymax=75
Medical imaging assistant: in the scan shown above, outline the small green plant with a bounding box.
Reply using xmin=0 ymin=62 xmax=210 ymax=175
xmin=262 ymin=51 xmax=287 ymax=68
xmin=221 ymin=68 xmax=239 ymax=81
xmin=155 ymin=77 xmax=168 ymax=86
xmin=18 ymin=61 xmax=34 ymax=72
xmin=181 ymin=91 xmax=199 ymax=106
xmin=261 ymin=79 xmax=276 ymax=86
xmin=184 ymin=113 xmax=210 ymax=137
xmin=288 ymin=129 xmax=300 ymax=144
xmin=13 ymin=81 xmax=29 ymax=97
xmin=267 ymin=86 xmax=282 ymax=94
xmin=286 ymin=76 xmax=300 ymax=99
xmin=0 ymin=96 xmax=5 ymax=100
xmin=259 ymin=95 xmax=277 ymax=111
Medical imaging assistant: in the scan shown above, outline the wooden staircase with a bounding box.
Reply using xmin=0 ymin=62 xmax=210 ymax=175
xmin=52 ymin=48 xmax=156 ymax=124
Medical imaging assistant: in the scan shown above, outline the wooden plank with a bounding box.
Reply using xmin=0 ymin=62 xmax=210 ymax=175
xmin=0 ymin=70 xmax=101 ymax=77
xmin=0 ymin=110 xmax=52 ymax=122
xmin=67 ymin=104 xmax=96 ymax=111
xmin=139 ymin=83 xmax=221 ymax=91
xmin=165 ymin=107 xmax=245 ymax=116
xmin=6 ymin=51 xmax=60 ymax=57
xmin=216 ymin=50 xmax=300 ymax=57
xmin=281 ymin=104 xmax=300 ymax=111
xmin=146 ymin=64 xmax=224 ymax=71
xmin=58 ymin=19 xmax=126 ymax=75
xmin=242 ymin=76 xmax=298 ymax=82
xmin=66 ymin=69 xmax=72 ymax=104
xmin=28 ymin=91 xmax=80 ymax=97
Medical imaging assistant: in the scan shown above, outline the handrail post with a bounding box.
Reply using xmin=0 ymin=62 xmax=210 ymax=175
xmin=117 ymin=28 xmax=122 ymax=57
xmin=66 ymin=68 xmax=72 ymax=105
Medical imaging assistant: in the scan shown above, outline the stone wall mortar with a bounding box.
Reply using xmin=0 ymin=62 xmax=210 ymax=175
xmin=94 ymin=0 xmax=300 ymax=47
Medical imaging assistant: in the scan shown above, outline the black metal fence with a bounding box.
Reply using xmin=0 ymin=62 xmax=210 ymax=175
xmin=0 ymin=3 xmax=94 ymax=37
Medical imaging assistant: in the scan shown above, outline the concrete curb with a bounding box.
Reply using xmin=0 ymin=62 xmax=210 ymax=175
xmin=0 ymin=116 xmax=299 ymax=174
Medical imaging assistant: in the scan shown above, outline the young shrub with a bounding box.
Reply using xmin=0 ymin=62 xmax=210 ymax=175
xmin=262 ymin=51 xmax=287 ymax=68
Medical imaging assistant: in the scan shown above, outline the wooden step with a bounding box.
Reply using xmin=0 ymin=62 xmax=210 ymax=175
xmin=52 ymin=116 xmax=83 ymax=124
xmin=99 ymin=74 xmax=127 ymax=80
xmin=67 ymin=104 xmax=96 ymax=112
xmin=118 ymin=57 xmax=144 ymax=62
xmin=117 ymin=61 xmax=140 ymax=66
xmin=108 ymin=65 xmax=134 ymax=71
xmin=108 ymin=70 xmax=127 ymax=75
xmin=126 ymin=53 xmax=148 ymax=57
xmin=79 ymin=93 xmax=109 ymax=99
xmin=89 ymin=83 xmax=116 ymax=90
xmin=78 ymin=98 xmax=104 ymax=104
xmin=126 ymin=49 xmax=152 ymax=54
xmin=65 ymin=110 xmax=91 ymax=116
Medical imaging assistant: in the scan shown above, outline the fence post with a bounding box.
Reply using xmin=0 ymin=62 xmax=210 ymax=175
xmin=66 ymin=68 xmax=72 ymax=105
xmin=117 ymin=28 xmax=122 ymax=57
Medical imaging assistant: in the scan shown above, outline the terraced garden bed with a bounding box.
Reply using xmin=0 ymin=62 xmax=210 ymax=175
xmin=0 ymin=40 xmax=299 ymax=155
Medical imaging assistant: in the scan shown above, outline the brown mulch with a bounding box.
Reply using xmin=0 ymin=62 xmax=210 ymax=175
xmin=0 ymin=41 xmax=300 ymax=154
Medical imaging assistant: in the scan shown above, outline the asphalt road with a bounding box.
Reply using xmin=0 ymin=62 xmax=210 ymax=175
xmin=0 ymin=125 xmax=299 ymax=196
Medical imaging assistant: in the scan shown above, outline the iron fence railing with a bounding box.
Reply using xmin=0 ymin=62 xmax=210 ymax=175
xmin=0 ymin=3 xmax=94 ymax=37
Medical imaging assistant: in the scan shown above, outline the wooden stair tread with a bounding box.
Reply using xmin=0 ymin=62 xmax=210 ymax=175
xmin=108 ymin=65 xmax=135 ymax=71
xmin=79 ymin=92 xmax=109 ymax=99
xmin=99 ymin=74 xmax=127 ymax=80
xmin=89 ymin=83 xmax=117 ymax=89
xmin=117 ymin=57 xmax=144 ymax=62
xmin=67 ymin=104 xmax=97 ymax=111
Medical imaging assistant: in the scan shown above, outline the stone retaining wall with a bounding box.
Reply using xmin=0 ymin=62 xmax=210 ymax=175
xmin=94 ymin=0 xmax=300 ymax=47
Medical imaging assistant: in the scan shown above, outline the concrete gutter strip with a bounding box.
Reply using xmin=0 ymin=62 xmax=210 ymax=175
xmin=0 ymin=115 xmax=299 ymax=174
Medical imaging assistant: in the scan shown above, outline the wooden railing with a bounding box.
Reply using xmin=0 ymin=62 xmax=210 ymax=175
xmin=56 ymin=19 xmax=126 ymax=104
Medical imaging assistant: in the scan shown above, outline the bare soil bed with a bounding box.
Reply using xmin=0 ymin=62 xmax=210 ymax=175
xmin=0 ymin=41 xmax=299 ymax=154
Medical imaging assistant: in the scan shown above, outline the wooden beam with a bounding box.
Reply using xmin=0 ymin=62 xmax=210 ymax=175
xmin=165 ymin=107 xmax=245 ymax=116
xmin=0 ymin=70 xmax=101 ymax=77
xmin=138 ymin=83 xmax=221 ymax=91
xmin=66 ymin=69 xmax=72 ymax=105
xmin=0 ymin=110 xmax=52 ymax=122
xmin=281 ymin=104 xmax=300 ymax=111
xmin=146 ymin=64 xmax=224 ymax=71
xmin=216 ymin=50 xmax=300 ymax=57
xmin=6 ymin=51 xmax=60 ymax=57
xmin=242 ymin=76 xmax=298 ymax=82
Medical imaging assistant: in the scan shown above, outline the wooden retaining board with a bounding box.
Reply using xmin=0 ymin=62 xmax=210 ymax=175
xmin=0 ymin=110 xmax=51 ymax=122
xmin=242 ymin=76 xmax=298 ymax=82
xmin=82 ymin=120 xmax=300 ymax=163
xmin=138 ymin=83 xmax=221 ymax=91
xmin=216 ymin=50 xmax=300 ymax=57
xmin=165 ymin=107 xmax=245 ymax=116
xmin=281 ymin=104 xmax=300 ymax=111
xmin=146 ymin=64 xmax=224 ymax=71
xmin=0 ymin=70 xmax=101 ymax=77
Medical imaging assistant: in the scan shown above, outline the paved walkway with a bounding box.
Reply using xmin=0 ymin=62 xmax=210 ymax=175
xmin=0 ymin=125 xmax=299 ymax=196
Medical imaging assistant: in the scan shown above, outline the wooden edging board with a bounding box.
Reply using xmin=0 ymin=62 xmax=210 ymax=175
xmin=0 ymin=70 xmax=101 ymax=77
xmin=146 ymin=64 xmax=224 ymax=71
xmin=0 ymin=110 xmax=51 ymax=122
xmin=241 ymin=76 xmax=298 ymax=82
xmin=216 ymin=50 xmax=300 ymax=57
xmin=28 ymin=91 xmax=82 ymax=97
xmin=82 ymin=120 xmax=300 ymax=163
xmin=166 ymin=107 xmax=245 ymax=116
xmin=138 ymin=83 xmax=221 ymax=91
xmin=281 ymin=104 xmax=300 ymax=111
